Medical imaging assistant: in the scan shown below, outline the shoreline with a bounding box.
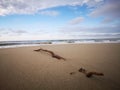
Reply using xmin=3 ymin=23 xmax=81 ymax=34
xmin=0 ymin=42 xmax=120 ymax=49
xmin=0 ymin=38 xmax=120 ymax=49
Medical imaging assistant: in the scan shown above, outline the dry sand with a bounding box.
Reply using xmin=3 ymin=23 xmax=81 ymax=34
xmin=0 ymin=43 xmax=120 ymax=90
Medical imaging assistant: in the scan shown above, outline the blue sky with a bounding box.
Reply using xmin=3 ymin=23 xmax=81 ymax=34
xmin=0 ymin=0 xmax=120 ymax=41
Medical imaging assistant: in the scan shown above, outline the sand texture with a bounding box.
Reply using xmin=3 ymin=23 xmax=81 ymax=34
xmin=0 ymin=43 xmax=120 ymax=90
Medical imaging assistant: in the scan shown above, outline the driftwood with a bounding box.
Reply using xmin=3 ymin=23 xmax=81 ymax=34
xmin=78 ymin=68 xmax=104 ymax=78
xmin=34 ymin=48 xmax=66 ymax=60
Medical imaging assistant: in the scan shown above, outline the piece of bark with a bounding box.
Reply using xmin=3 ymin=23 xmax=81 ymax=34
xmin=34 ymin=48 xmax=66 ymax=60
xmin=70 ymin=72 xmax=76 ymax=75
xmin=79 ymin=68 xmax=86 ymax=73
xmin=78 ymin=67 xmax=104 ymax=78
xmin=86 ymin=72 xmax=104 ymax=78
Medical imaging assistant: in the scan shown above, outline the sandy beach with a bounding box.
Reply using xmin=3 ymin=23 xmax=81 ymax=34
xmin=0 ymin=43 xmax=120 ymax=90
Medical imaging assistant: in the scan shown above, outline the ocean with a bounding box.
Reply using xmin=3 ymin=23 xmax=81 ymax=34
xmin=0 ymin=38 xmax=120 ymax=48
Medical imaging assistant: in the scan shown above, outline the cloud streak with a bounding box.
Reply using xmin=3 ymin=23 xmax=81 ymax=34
xmin=69 ymin=16 xmax=84 ymax=25
xmin=0 ymin=28 xmax=27 ymax=36
xmin=60 ymin=25 xmax=120 ymax=34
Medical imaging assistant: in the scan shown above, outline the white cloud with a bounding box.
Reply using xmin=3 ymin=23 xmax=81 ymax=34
xmin=89 ymin=0 xmax=120 ymax=19
xmin=101 ymin=18 xmax=114 ymax=24
xmin=0 ymin=26 xmax=120 ymax=41
xmin=11 ymin=30 xmax=27 ymax=34
xmin=60 ymin=24 xmax=120 ymax=34
xmin=0 ymin=0 xmax=103 ymax=16
xmin=83 ymin=0 xmax=104 ymax=7
xmin=69 ymin=16 xmax=84 ymax=25
xmin=59 ymin=25 xmax=120 ymax=39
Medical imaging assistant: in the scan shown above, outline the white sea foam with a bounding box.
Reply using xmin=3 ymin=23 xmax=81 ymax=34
xmin=0 ymin=39 xmax=120 ymax=49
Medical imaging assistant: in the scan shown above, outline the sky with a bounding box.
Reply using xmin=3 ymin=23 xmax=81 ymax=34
xmin=0 ymin=0 xmax=120 ymax=41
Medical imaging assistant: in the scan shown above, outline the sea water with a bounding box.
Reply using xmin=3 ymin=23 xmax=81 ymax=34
xmin=0 ymin=38 xmax=120 ymax=48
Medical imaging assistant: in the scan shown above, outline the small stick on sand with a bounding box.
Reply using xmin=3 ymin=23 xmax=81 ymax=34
xmin=34 ymin=48 xmax=66 ymax=60
xmin=79 ymin=67 xmax=104 ymax=78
